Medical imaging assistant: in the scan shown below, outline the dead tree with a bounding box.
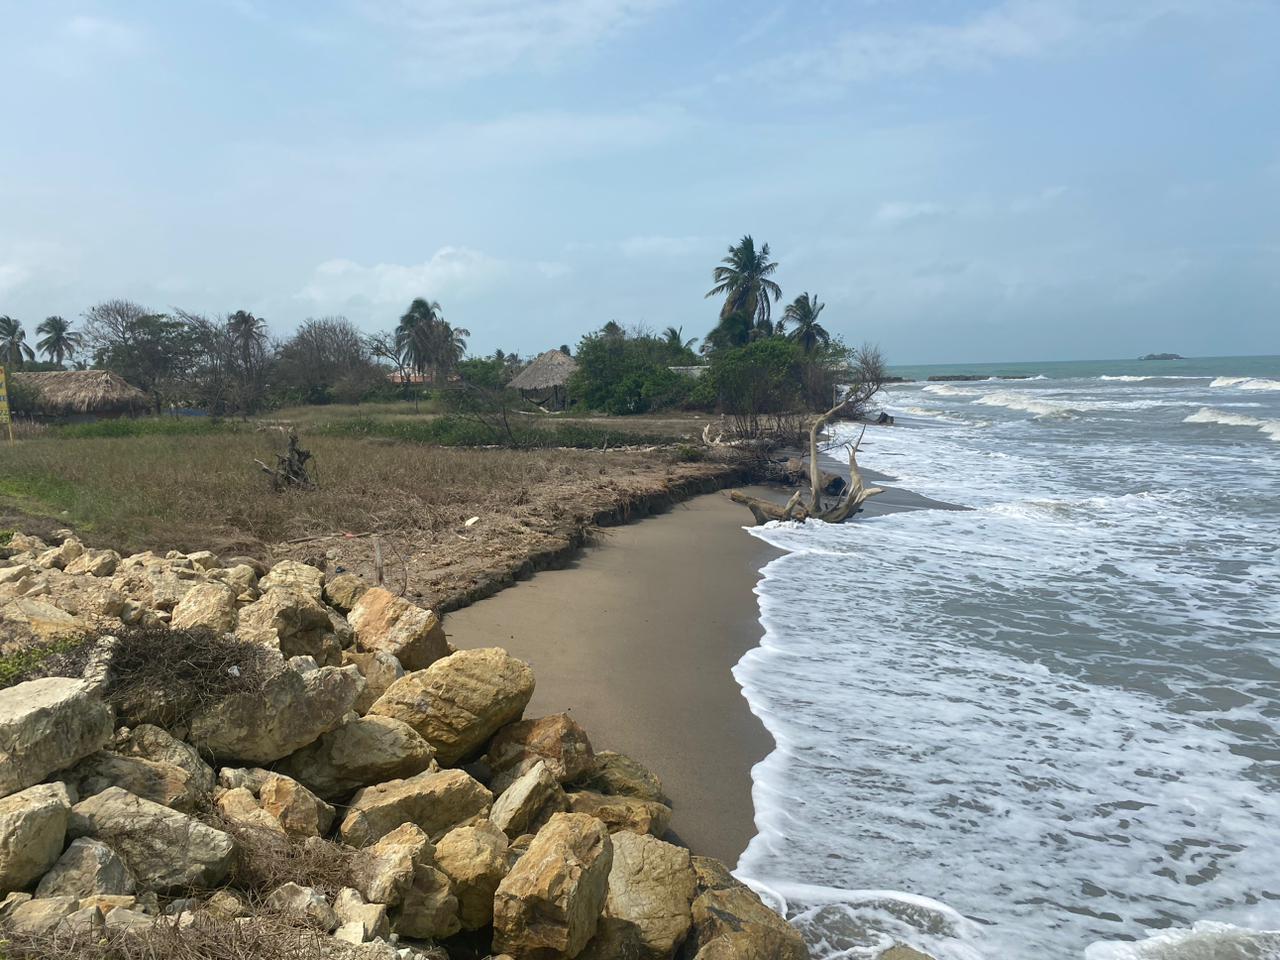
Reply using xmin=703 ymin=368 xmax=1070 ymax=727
xmin=255 ymin=432 xmax=317 ymax=491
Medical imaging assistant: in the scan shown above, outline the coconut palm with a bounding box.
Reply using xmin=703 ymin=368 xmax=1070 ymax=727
xmin=396 ymin=298 xmax=445 ymax=376
xmin=227 ymin=310 xmax=267 ymax=367
xmin=782 ymin=293 xmax=830 ymax=354
xmin=705 ymin=236 xmax=782 ymax=337
xmin=662 ymin=326 xmax=696 ymax=351
xmin=443 ymin=324 xmax=470 ymax=371
xmin=36 ymin=315 xmax=84 ymax=367
xmin=0 ymin=316 xmax=34 ymax=367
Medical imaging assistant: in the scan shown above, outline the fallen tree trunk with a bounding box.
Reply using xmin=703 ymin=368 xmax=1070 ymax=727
xmin=727 ymin=489 xmax=808 ymax=525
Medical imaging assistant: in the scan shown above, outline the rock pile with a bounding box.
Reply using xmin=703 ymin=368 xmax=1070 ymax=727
xmin=0 ymin=531 xmax=809 ymax=959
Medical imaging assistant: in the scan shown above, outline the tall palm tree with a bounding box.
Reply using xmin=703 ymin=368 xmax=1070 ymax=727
xmin=705 ymin=236 xmax=782 ymax=337
xmin=36 ymin=315 xmax=84 ymax=367
xmin=782 ymin=293 xmax=831 ymax=354
xmin=227 ymin=310 xmax=268 ymax=367
xmin=0 ymin=316 xmax=34 ymax=367
xmin=662 ymin=326 xmax=696 ymax=352
xmin=443 ymin=325 xmax=470 ymax=370
xmin=396 ymin=298 xmax=445 ymax=376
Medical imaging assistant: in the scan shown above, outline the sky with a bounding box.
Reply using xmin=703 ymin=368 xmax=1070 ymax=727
xmin=1 ymin=0 xmax=1277 ymax=364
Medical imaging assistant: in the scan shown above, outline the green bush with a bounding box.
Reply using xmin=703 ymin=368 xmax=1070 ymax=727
xmin=319 ymin=415 xmax=675 ymax=449
xmin=53 ymin=417 xmax=235 ymax=439
xmin=707 ymin=339 xmax=805 ymax=436
xmin=569 ymin=329 xmax=705 ymax=414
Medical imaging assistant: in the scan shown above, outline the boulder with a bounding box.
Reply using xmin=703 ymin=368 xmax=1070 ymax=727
xmin=36 ymin=538 xmax=85 ymax=570
xmin=2 ymin=895 xmax=81 ymax=936
xmin=334 ymin=887 xmax=391 ymax=941
xmin=369 ymin=647 xmax=535 ymax=765
xmin=348 ymin=588 xmax=448 ymax=672
xmin=235 ymin=587 xmax=340 ymax=665
xmin=490 ymin=761 xmax=568 ymax=839
xmin=169 ymin=581 xmax=238 ymax=633
xmin=188 ymin=658 xmax=362 ymax=764
xmin=324 ymin=574 xmax=369 ymax=613
xmin=340 ymin=768 xmax=492 ymax=847
xmin=278 ymin=714 xmax=436 ymax=800
xmin=0 ymin=782 xmax=73 ymax=894
xmin=111 ymin=725 xmax=216 ymax=799
xmin=573 ymin=751 xmax=669 ymax=806
xmin=395 ymin=858 xmax=460 ymax=941
xmin=492 ymin=812 xmax=613 ymax=960
xmin=217 ymin=767 xmax=275 ymax=794
xmin=211 ymin=562 xmax=258 ymax=598
xmin=433 ymin=819 xmax=509 ymax=931
xmin=258 ymin=773 xmax=336 ymax=839
xmin=343 ymin=650 xmax=404 ymax=714
xmin=350 ymin=823 xmax=431 ymax=906
xmin=68 ymin=787 xmax=234 ymax=892
xmin=488 ymin=713 xmax=595 ymax=790
xmin=566 ymin=791 xmax=671 ymax=838
xmin=205 ymin=888 xmax=251 ymax=919
xmin=258 ymin=559 xmax=325 ymax=601
xmin=265 ymin=882 xmax=339 ymax=932
xmin=67 ymin=751 xmax=208 ymax=813
xmin=6 ymin=532 xmax=47 ymax=553
xmin=0 ymin=677 xmax=113 ymax=797
xmin=65 ymin=549 xmax=121 ymax=578
xmin=683 ymin=857 xmax=808 ymax=960
xmin=584 ymin=832 xmax=694 ymax=960
xmin=0 ymin=597 xmax=90 ymax=640
xmin=35 ymin=837 xmax=136 ymax=899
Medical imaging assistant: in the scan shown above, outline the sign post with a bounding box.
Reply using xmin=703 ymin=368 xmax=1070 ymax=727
xmin=0 ymin=365 xmax=13 ymax=445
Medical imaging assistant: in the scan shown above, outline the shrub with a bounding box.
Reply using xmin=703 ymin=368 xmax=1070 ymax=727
xmin=569 ymin=328 xmax=704 ymax=414
xmin=707 ymin=339 xmax=805 ymax=437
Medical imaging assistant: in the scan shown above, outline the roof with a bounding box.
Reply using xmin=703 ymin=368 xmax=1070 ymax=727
xmin=13 ymin=369 xmax=148 ymax=415
xmin=508 ymin=350 xmax=579 ymax=391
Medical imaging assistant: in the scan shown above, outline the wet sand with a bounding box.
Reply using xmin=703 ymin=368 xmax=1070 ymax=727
xmin=445 ymin=490 xmax=779 ymax=865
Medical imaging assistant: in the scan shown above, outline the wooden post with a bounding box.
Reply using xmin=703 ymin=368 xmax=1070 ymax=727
xmin=374 ymin=538 xmax=385 ymax=588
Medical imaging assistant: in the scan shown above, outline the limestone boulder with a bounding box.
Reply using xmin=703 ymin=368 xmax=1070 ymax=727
xmin=492 ymin=812 xmax=613 ymax=960
xmin=573 ymin=751 xmax=669 ymax=806
xmin=215 ymin=786 xmax=286 ymax=836
xmin=567 ymin=791 xmax=671 ymax=838
xmin=491 ymin=760 xmax=568 ymax=839
xmin=334 ymin=887 xmax=391 ymax=941
xmin=278 ymin=714 xmax=436 ymax=801
xmin=188 ymin=658 xmax=362 ymax=764
xmin=265 ymin=882 xmax=338 ymax=932
xmin=211 ymin=562 xmax=258 ymax=598
xmin=235 ymin=587 xmax=340 ymax=665
xmin=68 ymin=787 xmax=234 ymax=891
xmin=340 ymin=768 xmax=492 ymax=847
xmin=0 ymin=677 xmax=113 ymax=797
xmin=684 ymin=857 xmax=808 ymax=960
xmin=2 ymin=895 xmax=81 ymax=936
xmin=67 ymin=751 xmax=208 ymax=813
xmin=584 ymin=832 xmax=694 ymax=960
xmin=36 ymin=537 xmax=85 ymax=570
xmin=350 ymin=823 xmax=431 ymax=906
xmin=65 ymin=549 xmax=121 ymax=578
xmin=169 ymin=581 xmax=238 ymax=633
xmin=259 ymin=560 xmax=325 ymax=601
xmin=324 ymin=574 xmax=369 ymax=613
xmin=35 ymin=837 xmax=136 ymax=899
xmin=343 ymin=650 xmax=404 ymax=714
xmin=258 ymin=773 xmax=336 ymax=838
xmin=216 ymin=767 xmax=274 ymax=794
xmin=111 ymin=725 xmax=216 ymax=799
xmin=0 ymin=782 xmax=73 ymax=894
xmin=348 ymin=588 xmax=447 ymax=672
xmin=0 ymin=597 xmax=90 ymax=640
xmin=394 ymin=858 xmax=459 ymax=941
xmin=369 ymin=647 xmax=535 ymax=765
xmin=433 ymin=819 xmax=508 ymax=931
xmin=488 ymin=713 xmax=595 ymax=791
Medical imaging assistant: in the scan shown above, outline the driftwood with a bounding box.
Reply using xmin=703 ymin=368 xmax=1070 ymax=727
xmin=254 ymin=432 xmax=317 ymax=491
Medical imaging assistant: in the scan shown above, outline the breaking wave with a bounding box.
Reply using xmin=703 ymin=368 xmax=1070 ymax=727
xmin=1184 ymin=407 xmax=1280 ymax=441
xmin=1210 ymin=376 xmax=1280 ymax=391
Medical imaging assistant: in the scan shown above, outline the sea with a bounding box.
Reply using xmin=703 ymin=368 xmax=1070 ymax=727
xmin=732 ymin=355 xmax=1280 ymax=960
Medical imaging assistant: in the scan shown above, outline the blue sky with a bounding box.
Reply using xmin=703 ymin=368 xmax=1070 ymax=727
xmin=1 ymin=0 xmax=1277 ymax=363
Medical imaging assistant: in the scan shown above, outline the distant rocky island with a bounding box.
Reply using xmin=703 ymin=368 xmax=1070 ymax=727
xmin=1139 ymin=352 xmax=1184 ymax=361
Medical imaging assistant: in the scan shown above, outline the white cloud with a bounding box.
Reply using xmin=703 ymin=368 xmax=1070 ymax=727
xmin=360 ymin=0 xmax=672 ymax=79
xmin=874 ymin=201 xmax=947 ymax=224
xmin=297 ymin=247 xmax=507 ymax=306
xmin=0 ymin=263 xmax=31 ymax=298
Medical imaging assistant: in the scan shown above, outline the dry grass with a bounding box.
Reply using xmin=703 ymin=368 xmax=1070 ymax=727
xmin=214 ymin=819 xmax=355 ymax=899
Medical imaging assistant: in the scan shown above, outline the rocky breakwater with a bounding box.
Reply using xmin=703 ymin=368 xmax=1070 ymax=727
xmin=0 ymin=530 xmax=809 ymax=960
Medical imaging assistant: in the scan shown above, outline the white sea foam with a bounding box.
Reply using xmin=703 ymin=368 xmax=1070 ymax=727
xmin=1084 ymin=922 xmax=1280 ymax=960
xmin=922 ymin=384 xmax=978 ymax=397
xmin=1211 ymin=376 xmax=1280 ymax=390
xmin=1184 ymin=407 xmax=1280 ymax=440
xmin=972 ymin=389 xmax=1078 ymax=417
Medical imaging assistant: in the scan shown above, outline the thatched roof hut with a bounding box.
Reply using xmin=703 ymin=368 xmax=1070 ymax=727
xmin=14 ymin=370 xmax=148 ymax=418
xmin=509 ymin=350 xmax=578 ymax=409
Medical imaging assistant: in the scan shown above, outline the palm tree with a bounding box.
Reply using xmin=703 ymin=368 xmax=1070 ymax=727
xmin=227 ymin=310 xmax=267 ymax=367
xmin=443 ymin=324 xmax=470 ymax=371
xmin=0 ymin=316 xmax=34 ymax=367
xmin=396 ymin=298 xmax=445 ymax=377
xmin=662 ymin=326 xmax=696 ymax=352
xmin=705 ymin=236 xmax=782 ymax=337
xmin=35 ymin=315 xmax=83 ymax=367
xmin=782 ymin=293 xmax=831 ymax=354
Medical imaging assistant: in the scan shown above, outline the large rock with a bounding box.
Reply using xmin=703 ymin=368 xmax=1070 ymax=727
xmin=265 ymin=882 xmax=339 ymax=932
xmin=111 ymin=725 xmax=216 ymax=800
xmin=169 ymin=581 xmax=238 ymax=633
xmin=35 ymin=838 xmax=136 ymax=899
xmin=369 ymin=647 xmax=535 ymax=765
xmin=433 ymin=819 xmax=509 ymax=931
xmin=65 ymin=548 xmax=121 ymax=578
xmin=573 ymin=751 xmax=669 ymax=806
xmin=395 ymin=858 xmax=459 ymax=941
xmin=340 ymin=768 xmax=492 ymax=847
xmin=324 ymin=574 xmax=369 ymax=613
xmin=66 ymin=751 xmax=208 ymax=813
xmin=567 ymin=790 xmax=671 ymax=838
xmin=235 ymin=588 xmax=340 ymax=665
xmin=585 ymin=832 xmax=694 ymax=960
xmin=348 ymin=588 xmax=447 ymax=672
xmin=343 ymin=650 xmax=405 ymax=714
xmin=683 ymin=857 xmax=808 ymax=960
xmin=334 ymin=887 xmax=391 ymax=941
xmin=490 ymin=760 xmax=567 ymax=839
xmin=67 ymin=787 xmax=235 ymax=892
xmin=258 ymin=559 xmax=325 ymax=601
xmin=0 ymin=677 xmax=114 ymax=797
xmin=188 ymin=658 xmax=363 ymax=764
xmin=1 ymin=895 xmax=81 ymax=936
xmin=278 ymin=714 xmax=435 ymax=801
xmin=488 ymin=713 xmax=595 ymax=790
xmin=258 ymin=773 xmax=336 ymax=839
xmin=492 ymin=812 xmax=613 ymax=960
xmin=0 ymin=597 xmax=91 ymax=639
xmin=350 ymin=823 xmax=431 ymax=906
xmin=0 ymin=783 xmax=73 ymax=894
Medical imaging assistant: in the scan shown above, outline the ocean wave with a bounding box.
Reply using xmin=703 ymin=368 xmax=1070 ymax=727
xmin=1084 ymin=921 xmax=1280 ymax=960
xmin=1210 ymin=376 xmax=1280 ymax=390
xmin=921 ymin=384 xmax=978 ymax=397
xmin=973 ymin=390 xmax=1078 ymax=417
xmin=1184 ymin=407 xmax=1280 ymax=441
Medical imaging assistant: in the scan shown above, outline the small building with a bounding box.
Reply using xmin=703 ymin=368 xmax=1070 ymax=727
xmin=13 ymin=369 xmax=148 ymax=422
xmin=508 ymin=349 xmax=579 ymax=410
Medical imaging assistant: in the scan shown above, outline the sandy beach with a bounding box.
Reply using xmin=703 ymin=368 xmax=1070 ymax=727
xmin=445 ymin=489 xmax=779 ymax=865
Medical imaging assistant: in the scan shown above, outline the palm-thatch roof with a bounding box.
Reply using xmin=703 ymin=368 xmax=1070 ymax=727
xmin=509 ymin=350 xmax=579 ymax=391
xmin=13 ymin=370 xmax=148 ymax=416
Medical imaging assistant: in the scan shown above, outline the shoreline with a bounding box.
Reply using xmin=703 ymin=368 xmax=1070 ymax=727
xmin=445 ymin=488 xmax=780 ymax=865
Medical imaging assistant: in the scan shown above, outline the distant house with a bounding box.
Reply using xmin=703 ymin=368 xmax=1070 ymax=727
xmin=668 ymin=365 xmax=709 ymax=379
xmin=508 ymin=349 xmax=579 ymax=410
xmin=13 ymin=369 xmax=148 ymax=422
